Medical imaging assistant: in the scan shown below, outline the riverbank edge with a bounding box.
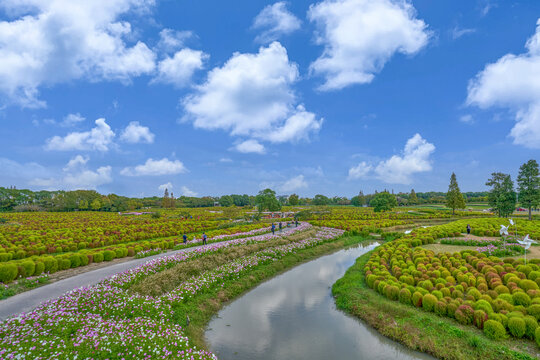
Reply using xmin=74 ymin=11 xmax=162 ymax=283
xmin=171 ymin=233 xmax=379 ymax=350
xmin=332 ymin=249 xmax=539 ymax=360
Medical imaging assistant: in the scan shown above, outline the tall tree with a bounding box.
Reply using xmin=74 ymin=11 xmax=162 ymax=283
xmin=255 ymin=188 xmax=281 ymax=212
xmin=409 ymin=189 xmax=418 ymax=205
xmin=486 ymin=172 xmax=516 ymax=218
xmin=312 ymin=194 xmax=330 ymax=205
xmin=288 ymin=193 xmax=299 ymax=206
xmin=517 ymin=159 xmax=540 ymax=220
xmin=446 ymin=173 xmax=465 ymax=215
xmin=162 ymin=188 xmax=170 ymax=208
xmin=370 ymin=192 xmax=397 ymax=212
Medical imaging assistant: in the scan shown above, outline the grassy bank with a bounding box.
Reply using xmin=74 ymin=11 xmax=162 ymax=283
xmin=332 ymin=250 xmax=540 ymax=360
xmin=168 ymin=234 xmax=375 ymax=349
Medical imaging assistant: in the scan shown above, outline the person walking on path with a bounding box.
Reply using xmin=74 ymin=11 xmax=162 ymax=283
xmin=202 ymin=232 xmax=207 ymax=245
xmin=271 ymin=223 xmax=275 ymax=235
xmin=279 ymin=222 xmax=282 ymax=233
xmin=183 ymin=233 xmax=187 ymax=244
xmin=295 ymin=220 xmax=298 ymax=227
xmin=466 ymin=224 xmax=471 ymax=235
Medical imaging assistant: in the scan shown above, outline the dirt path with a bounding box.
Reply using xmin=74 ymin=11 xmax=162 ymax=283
xmin=0 ymin=224 xmax=302 ymax=321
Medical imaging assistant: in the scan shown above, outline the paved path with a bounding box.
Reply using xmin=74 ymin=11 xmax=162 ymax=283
xmin=0 ymin=225 xmax=300 ymax=322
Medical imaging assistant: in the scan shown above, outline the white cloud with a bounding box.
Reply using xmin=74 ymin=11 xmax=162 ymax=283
xmin=279 ymin=175 xmax=307 ymax=192
xmin=153 ymin=48 xmax=208 ymax=87
xmin=252 ymin=2 xmax=301 ymax=43
xmin=182 ymin=42 xmax=322 ymax=147
xmin=467 ymin=19 xmax=540 ymax=148
xmin=62 ymin=113 xmax=86 ymax=127
xmin=120 ymin=121 xmax=155 ymax=144
xmin=459 ymin=114 xmax=474 ymax=124
xmin=219 ymin=157 xmax=233 ymax=163
xmin=451 ymin=26 xmax=476 ymax=40
xmin=157 ymin=28 xmax=193 ymax=53
xmin=0 ymin=0 xmax=157 ymax=108
xmin=234 ymin=139 xmax=266 ymax=154
xmin=308 ymin=0 xmax=430 ymax=91
xmin=180 ymin=185 xmax=198 ymax=197
xmin=158 ymin=182 xmax=173 ymax=191
xmin=374 ymin=133 xmax=435 ymax=184
xmin=31 ymin=155 xmax=112 ymax=190
xmin=347 ymin=161 xmax=372 ymax=180
xmin=120 ymin=157 xmax=187 ymax=176
xmin=45 ymin=118 xmax=115 ymax=151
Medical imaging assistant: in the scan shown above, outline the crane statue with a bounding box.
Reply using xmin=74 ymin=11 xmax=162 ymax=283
xmin=500 ymin=224 xmax=509 ymax=246
xmin=516 ymin=234 xmax=537 ymax=265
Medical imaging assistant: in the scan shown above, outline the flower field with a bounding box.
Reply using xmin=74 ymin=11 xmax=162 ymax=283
xmin=0 ymin=223 xmax=344 ymax=359
xmin=362 ymin=218 xmax=540 ymax=349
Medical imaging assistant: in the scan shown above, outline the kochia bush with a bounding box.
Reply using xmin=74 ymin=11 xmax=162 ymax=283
xmin=422 ymin=294 xmax=438 ymax=312
xmin=508 ymin=317 xmax=526 ymax=338
xmin=484 ymin=320 xmax=506 ymax=340
xmin=0 ymin=263 xmax=18 ymax=283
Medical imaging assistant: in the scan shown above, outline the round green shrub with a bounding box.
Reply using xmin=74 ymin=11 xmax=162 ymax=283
xmin=20 ymin=260 xmax=35 ymax=277
xmin=435 ymin=301 xmax=447 ymax=316
xmin=432 ymin=290 xmax=443 ymax=300
xmin=524 ymin=316 xmax=538 ymax=339
xmin=474 ymin=310 xmax=488 ymax=329
xmin=58 ymin=258 xmax=71 ymax=270
xmin=0 ymin=263 xmax=18 ymax=283
xmin=412 ymin=291 xmax=423 ymax=307
xmin=468 ymin=288 xmax=482 ymax=301
xmin=399 ymin=288 xmax=412 ymax=305
xmin=42 ymin=257 xmax=58 ymax=273
xmin=69 ymin=254 xmax=81 ymax=268
xmin=513 ymin=292 xmax=532 ymax=307
xmin=385 ymin=285 xmax=399 ymax=301
xmin=422 ymin=294 xmax=438 ymax=312
xmin=34 ymin=261 xmax=45 ymax=276
xmin=103 ymin=250 xmax=115 ymax=262
xmin=494 ymin=285 xmax=510 ymax=294
xmin=474 ymin=299 xmax=494 ymax=314
xmin=498 ymin=293 xmax=514 ymax=305
xmin=484 ymin=320 xmax=507 ymax=340
xmin=520 ymin=279 xmax=539 ymax=291
xmin=93 ymin=252 xmax=104 ymax=263
xmin=455 ymin=304 xmax=474 ymax=325
xmin=114 ymin=248 xmax=124 ymax=258
xmin=527 ymin=304 xmax=540 ymax=321
xmin=508 ymin=317 xmax=526 ymax=338
xmin=447 ymin=302 xmax=459 ymax=318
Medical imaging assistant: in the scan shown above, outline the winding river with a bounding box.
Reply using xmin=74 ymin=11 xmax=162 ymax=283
xmin=205 ymin=242 xmax=434 ymax=360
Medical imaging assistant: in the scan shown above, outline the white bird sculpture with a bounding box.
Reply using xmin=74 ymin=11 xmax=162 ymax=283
xmin=517 ymin=234 xmax=537 ymax=264
xmin=509 ymin=218 xmax=514 ymax=226
xmin=500 ymin=225 xmax=509 ymax=236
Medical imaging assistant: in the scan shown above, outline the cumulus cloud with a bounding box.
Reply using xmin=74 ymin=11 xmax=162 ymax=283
xmin=234 ymin=139 xmax=266 ymax=154
xmin=308 ymin=0 xmax=430 ymax=91
xmin=279 ymin=175 xmax=307 ymax=192
xmin=158 ymin=182 xmax=173 ymax=191
xmin=467 ymin=19 xmax=540 ymax=148
xmin=374 ymin=134 xmax=435 ymax=184
xmin=252 ymin=2 xmax=301 ymax=43
xmin=120 ymin=121 xmax=155 ymax=144
xmin=31 ymin=155 xmax=112 ymax=190
xmin=347 ymin=161 xmax=372 ymax=180
xmin=62 ymin=113 xmax=86 ymax=127
xmin=348 ymin=134 xmax=435 ymax=184
xmin=152 ymin=48 xmax=208 ymax=87
xmin=180 ymin=186 xmax=198 ymax=197
xmin=120 ymin=157 xmax=187 ymax=176
xmin=157 ymin=28 xmax=194 ymax=53
xmin=45 ymin=118 xmax=115 ymax=151
xmin=182 ymin=42 xmax=322 ymax=148
xmin=0 ymin=0 xmax=157 ymax=108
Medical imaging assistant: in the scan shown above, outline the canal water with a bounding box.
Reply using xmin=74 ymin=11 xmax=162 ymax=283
xmin=205 ymin=242 xmax=434 ymax=360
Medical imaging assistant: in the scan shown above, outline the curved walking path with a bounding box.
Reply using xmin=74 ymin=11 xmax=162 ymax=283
xmin=0 ymin=225 xmax=300 ymax=322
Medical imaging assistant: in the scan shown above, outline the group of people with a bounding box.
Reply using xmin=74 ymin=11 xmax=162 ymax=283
xmin=271 ymin=220 xmax=299 ymax=235
xmin=182 ymin=232 xmax=207 ymax=245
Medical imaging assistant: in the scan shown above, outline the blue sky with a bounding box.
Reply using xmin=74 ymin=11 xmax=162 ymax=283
xmin=0 ymin=0 xmax=539 ymax=198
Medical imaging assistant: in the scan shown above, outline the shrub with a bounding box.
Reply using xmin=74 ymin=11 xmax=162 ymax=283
xmin=21 ymin=260 xmax=36 ymax=277
xmin=43 ymin=257 xmax=58 ymax=273
xmin=474 ymin=310 xmax=488 ymax=329
xmin=385 ymin=285 xmax=399 ymax=301
xmin=468 ymin=288 xmax=482 ymax=301
xmin=103 ymin=250 xmax=115 ymax=261
xmin=93 ymin=252 xmax=104 ymax=263
xmin=528 ymin=304 xmax=540 ymax=321
xmin=494 ymin=285 xmax=510 ymax=294
xmin=69 ymin=254 xmax=81 ymax=268
xmin=432 ymin=290 xmax=443 ymax=300
xmin=435 ymin=301 xmax=447 ymax=316
xmin=513 ymin=292 xmax=531 ymax=307
xmin=0 ymin=263 xmax=18 ymax=283
xmin=523 ymin=316 xmax=538 ymax=339
xmin=474 ymin=299 xmax=494 ymax=314
xmin=520 ymin=279 xmax=539 ymax=291
xmin=114 ymin=248 xmax=124 ymax=258
xmin=34 ymin=261 xmax=45 ymax=276
xmin=484 ymin=320 xmax=507 ymax=340
xmin=455 ymin=304 xmax=474 ymax=325
xmin=422 ymin=294 xmax=438 ymax=312
xmin=447 ymin=302 xmax=459 ymax=318
xmin=536 ymin=327 xmax=540 ymax=347
xmin=399 ymin=288 xmax=412 ymax=305
xmin=412 ymin=291 xmax=423 ymax=307
xmin=58 ymin=258 xmax=71 ymax=270
xmin=508 ymin=317 xmax=526 ymax=338
xmin=498 ymin=293 xmax=514 ymax=305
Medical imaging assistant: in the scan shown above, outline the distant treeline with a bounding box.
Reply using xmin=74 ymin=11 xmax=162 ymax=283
xmin=0 ymin=187 xmax=488 ymax=212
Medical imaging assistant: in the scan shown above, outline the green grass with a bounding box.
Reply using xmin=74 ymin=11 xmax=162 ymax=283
xmin=332 ymin=251 xmax=539 ymax=360
xmin=168 ymin=234 xmax=375 ymax=349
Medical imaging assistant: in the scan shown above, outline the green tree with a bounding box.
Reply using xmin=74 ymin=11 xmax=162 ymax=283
xmin=517 ymin=159 xmax=540 ymax=220
xmin=445 ymin=173 xmax=465 ymax=215
xmin=409 ymin=189 xmax=418 ymax=205
xmin=219 ymin=195 xmax=233 ymax=207
xmin=370 ymin=192 xmax=397 ymax=212
xmin=78 ymin=199 xmax=88 ymax=210
xmin=288 ymin=193 xmax=299 ymax=205
xmin=312 ymin=194 xmax=330 ymax=205
xmin=486 ymin=172 xmax=516 ymax=218
xmin=255 ymin=188 xmax=281 ymax=212
xmin=90 ymin=199 xmax=101 ymax=211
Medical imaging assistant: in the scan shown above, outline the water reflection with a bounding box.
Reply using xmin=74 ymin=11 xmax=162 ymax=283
xmin=205 ymin=243 xmax=434 ymax=360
